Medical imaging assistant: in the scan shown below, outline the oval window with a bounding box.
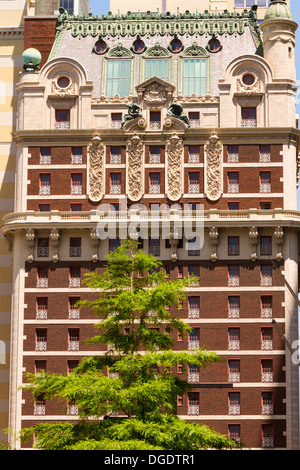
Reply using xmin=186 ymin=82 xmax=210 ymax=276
xmin=242 ymin=74 xmax=255 ymax=86
xmin=57 ymin=76 xmax=70 ymax=89
xmin=94 ymin=40 xmax=107 ymax=54
xmin=207 ymin=38 xmax=221 ymax=53
xmin=170 ymin=38 xmax=183 ymax=53
xmin=132 ymin=38 xmax=145 ymax=54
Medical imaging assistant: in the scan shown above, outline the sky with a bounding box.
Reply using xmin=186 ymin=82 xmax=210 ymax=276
xmin=89 ymin=0 xmax=300 ymax=208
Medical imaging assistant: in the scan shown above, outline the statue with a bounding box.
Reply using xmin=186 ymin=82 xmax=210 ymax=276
xmin=121 ymin=103 xmax=143 ymax=127
xmin=166 ymin=103 xmax=190 ymax=127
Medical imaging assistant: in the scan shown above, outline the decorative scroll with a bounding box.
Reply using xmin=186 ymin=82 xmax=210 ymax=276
xmin=127 ymin=134 xmax=144 ymax=202
xmin=50 ymin=228 xmax=60 ymax=263
xmin=249 ymin=226 xmax=258 ymax=262
xmin=204 ymin=132 xmax=223 ymax=202
xmin=274 ymin=226 xmax=284 ymax=261
xmin=209 ymin=227 xmax=219 ymax=262
xmin=90 ymin=227 xmax=100 ymax=263
xmin=166 ymin=134 xmax=183 ymax=202
xmin=87 ymin=134 xmax=105 ymax=203
xmin=26 ymin=229 xmax=35 ymax=263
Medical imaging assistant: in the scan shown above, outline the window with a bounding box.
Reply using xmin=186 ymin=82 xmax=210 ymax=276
xmin=110 ymin=147 xmax=122 ymax=164
xmin=188 ymin=296 xmax=200 ymax=319
xmin=188 ymin=145 xmax=200 ymax=163
xmin=262 ymin=392 xmax=273 ymax=415
xmin=55 ymin=109 xmax=70 ymax=129
xmin=228 ymin=236 xmax=240 ymax=256
xmin=234 ymin=0 xmax=270 ymax=7
xmin=188 ymin=173 xmax=200 ymax=194
xmin=228 ymin=296 xmax=240 ymax=319
xmin=149 ymin=173 xmax=160 ymax=194
xmin=72 ymin=147 xmax=83 ymax=165
xmin=228 ymin=328 xmax=240 ymax=350
xmin=261 ymin=264 xmax=272 ymax=286
xmin=149 ymin=146 xmax=160 ymax=164
xmin=261 ymin=296 xmax=272 ymax=318
xmin=229 ymin=392 xmax=240 ymax=415
xmin=109 ymin=238 xmax=120 ymax=252
xmin=170 ymin=37 xmax=183 ymax=53
xmin=260 ymin=201 xmax=271 ymax=210
xmin=259 ymin=145 xmax=271 ymax=163
xmin=183 ymin=59 xmax=207 ymax=96
xmin=36 ymin=328 xmax=47 ymax=351
xmin=36 ymin=298 xmax=48 ymax=320
xmin=145 ymin=59 xmax=169 ymax=81
xmin=40 ymin=147 xmax=51 ymax=165
xmin=228 ymin=360 xmax=240 ymax=383
xmin=107 ymin=60 xmax=131 ymax=97
xmin=260 ymin=172 xmax=271 ymax=193
xmin=132 ymin=38 xmax=145 ymax=54
xmin=111 ymin=113 xmax=122 ymax=129
xmin=71 ymin=174 xmax=82 ymax=195
xmin=228 ymin=265 xmax=239 ymax=287
xmin=39 ymin=174 xmax=50 ymax=195
xmin=262 ymin=424 xmax=274 ymax=448
xmin=188 ymin=112 xmax=200 ymax=128
xmin=37 ymin=238 xmax=49 ymax=258
xmin=228 ymin=202 xmax=239 ymax=211
xmin=188 ymin=237 xmax=200 ymax=256
xmin=60 ymin=0 xmax=74 ymax=13
xmin=110 ymin=173 xmax=121 ymax=195
xmin=39 ymin=204 xmax=50 ymax=212
xmin=68 ymin=328 xmax=80 ymax=351
xmin=228 ymin=424 xmax=240 ymax=442
xmin=228 ymin=172 xmax=239 ymax=193
xmin=150 ymin=111 xmax=161 ymax=130
xmin=69 ymin=266 xmax=80 ymax=288
xmin=241 ymin=107 xmax=256 ymax=127
xmin=37 ymin=266 xmax=48 ymax=288
xmin=261 ymin=359 xmax=273 ymax=383
xmin=188 ymin=265 xmax=200 ymax=285
xmin=70 ymin=238 xmax=81 ymax=257
xmin=57 ymin=76 xmax=70 ymax=89
xmin=188 ymin=364 xmax=200 ymax=383
xmin=178 ymin=265 xmax=183 ymax=278
xmin=149 ymin=238 xmax=160 ymax=257
xmin=34 ymin=395 xmax=46 ymax=416
xmin=94 ymin=39 xmax=107 ymax=54
xmin=188 ymin=328 xmax=200 ymax=350
xmin=188 ymin=392 xmax=199 ymax=415
xmin=68 ymin=360 xmax=79 ymax=374
xmin=242 ymin=74 xmax=255 ymax=86
xmin=228 ymin=145 xmax=239 ymax=163
xmin=69 ymin=297 xmax=80 ymax=320
xmin=70 ymin=203 xmax=82 ymax=212
xmin=261 ymin=327 xmax=273 ymax=350
xmin=35 ymin=360 xmax=46 ymax=374
xmin=260 ymin=236 xmax=272 ymax=256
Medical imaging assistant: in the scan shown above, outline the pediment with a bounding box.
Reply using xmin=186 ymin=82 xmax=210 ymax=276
xmin=136 ymin=76 xmax=175 ymax=107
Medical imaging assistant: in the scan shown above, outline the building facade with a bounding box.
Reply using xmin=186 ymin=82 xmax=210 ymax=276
xmin=2 ymin=0 xmax=300 ymax=449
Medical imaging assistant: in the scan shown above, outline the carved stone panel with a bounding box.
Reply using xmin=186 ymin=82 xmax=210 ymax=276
xmin=166 ymin=134 xmax=183 ymax=202
xmin=204 ymin=132 xmax=223 ymax=202
xmin=87 ymin=134 xmax=105 ymax=203
xmin=127 ymin=134 xmax=144 ymax=202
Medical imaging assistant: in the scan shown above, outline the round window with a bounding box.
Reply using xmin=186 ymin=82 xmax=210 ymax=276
xmin=94 ymin=40 xmax=107 ymax=54
xmin=207 ymin=38 xmax=221 ymax=53
xmin=170 ymin=38 xmax=183 ymax=53
xmin=57 ymin=76 xmax=70 ymax=89
xmin=242 ymin=74 xmax=256 ymax=86
xmin=132 ymin=39 xmax=145 ymax=54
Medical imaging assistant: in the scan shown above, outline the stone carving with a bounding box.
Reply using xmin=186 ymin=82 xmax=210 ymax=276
xmin=184 ymin=43 xmax=208 ymax=57
xmin=108 ymin=43 xmax=132 ymax=57
xmin=176 ymin=93 xmax=219 ymax=103
xmin=122 ymin=103 xmax=143 ymax=127
xmin=51 ymin=79 xmax=75 ymax=97
xmin=144 ymin=83 xmax=168 ymax=104
xmin=87 ymin=134 xmax=105 ymax=203
xmin=90 ymin=227 xmax=100 ymax=263
xmin=127 ymin=134 xmax=144 ymax=202
xmin=166 ymin=103 xmax=190 ymax=127
xmin=50 ymin=228 xmax=60 ymax=263
xmin=26 ymin=228 xmax=35 ymax=263
xmin=209 ymin=227 xmax=219 ymax=262
xmin=249 ymin=226 xmax=258 ymax=262
xmin=166 ymin=134 xmax=183 ymax=202
xmin=274 ymin=226 xmax=284 ymax=261
xmin=169 ymin=227 xmax=179 ymax=262
xmin=146 ymin=43 xmax=169 ymax=57
xmin=92 ymin=93 xmax=133 ymax=104
xmin=204 ymin=133 xmax=223 ymax=202
xmin=237 ymin=77 xmax=261 ymax=95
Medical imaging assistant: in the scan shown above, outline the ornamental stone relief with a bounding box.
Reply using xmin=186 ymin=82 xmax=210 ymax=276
xmin=166 ymin=134 xmax=183 ymax=202
xmin=204 ymin=132 xmax=223 ymax=202
xmin=237 ymin=77 xmax=261 ymax=95
xmin=87 ymin=134 xmax=105 ymax=203
xmin=127 ymin=134 xmax=144 ymax=202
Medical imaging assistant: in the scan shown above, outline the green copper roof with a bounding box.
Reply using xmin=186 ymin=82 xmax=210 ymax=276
xmin=264 ymin=0 xmax=293 ymax=21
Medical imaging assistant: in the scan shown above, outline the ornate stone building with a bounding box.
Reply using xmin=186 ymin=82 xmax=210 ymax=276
xmin=2 ymin=0 xmax=300 ymax=449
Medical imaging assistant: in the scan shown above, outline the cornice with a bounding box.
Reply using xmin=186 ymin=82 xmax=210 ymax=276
xmin=0 ymin=26 xmax=24 ymax=38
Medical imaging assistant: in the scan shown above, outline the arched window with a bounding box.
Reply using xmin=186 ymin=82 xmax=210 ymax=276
xmin=143 ymin=43 xmax=171 ymax=83
xmin=105 ymin=45 xmax=133 ymax=97
xmin=179 ymin=44 xmax=210 ymax=96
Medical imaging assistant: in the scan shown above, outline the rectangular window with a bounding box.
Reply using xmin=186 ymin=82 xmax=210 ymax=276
xmin=241 ymin=107 xmax=257 ymax=127
xmin=70 ymin=238 xmax=81 ymax=257
xmin=188 ymin=112 xmax=200 ymax=128
xmin=259 ymin=145 xmax=271 ymax=163
xmin=72 ymin=147 xmax=83 ymax=165
xmin=261 ymin=327 xmax=273 ymax=350
xmin=262 ymin=424 xmax=274 ymax=448
xmin=149 ymin=238 xmax=160 ymax=257
xmin=188 ymin=392 xmax=199 ymax=415
xmin=261 ymin=359 xmax=273 ymax=383
xmin=188 ymin=364 xmax=200 ymax=383
xmin=68 ymin=360 xmax=79 ymax=374
xmin=149 ymin=173 xmax=161 ymax=194
xmin=261 ymin=296 xmax=272 ymax=318
xmin=37 ymin=266 xmax=48 ymax=288
xmin=110 ymin=173 xmax=121 ymax=195
xmin=188 ymin=265 xmax=200 ymax=285
xmin=36 ymin=297 xmax=48 ymax=320
xmin=228 ymin=296 xmax=240 ymax=319
xmin=183 ymin=59 xmax=207 ymax=96
xmin=228 ymin=360 xmax=240 ymax=383
xmin=110 ymin=147 xmax=122 ymax=164
xmin=228 ymin=172 xmax=239 ymax=193
xmin=68 ymin=328 xmax=80 ymax=351
xmin=228 ymin=236 xmax=240 ymax=256
xmin=188 ymin=145 xmax=200 ymax=163
xmin=228 ymin=392 xmax=240 ymax=415
xmin=188 ymin=237 xmax=200 ymax=256
xmin=69 ymin=266 xmax=80 ymax=288
xmin=70 ymin=204 xmax=82 ymax=212
xmin=188 ymin=296 xmax=200 ymax=319
xmin=39 ymin=204 xmax=50 ymax=212
xmin=69 ymin=297 xmax=80 ymax=320
xmin=55 ymin=109 xmax=70 ymax=129
xmin=228 ymin=424 xmax=240 ymax=442
xmin=40 ymin=147 xmax=51 ymax=165
xmin=261 ymin=264 xmax=272 ymax=286
xmin=188 ymin=328 xmax=200 ymax=350
xmin=71 ymin=173 xmax=82 ymax=195
xmin=228 ymin=265 xmax=239 ymax=287
xmin=235 ymin=0 xmax=270 ymax=7
xmin=260 ymin=201 xmax=271 ymax=210
xmin=109 ymin=238 xmax=120 ymax=252
xmin=227 ymin=145 xmax=239 ymax=163
xmin=188 ymin=173 xmax=200 ymax=194
xmin=39 ymin=174 xmax=50 ymax=195
xmin=111 ymin=113 xmax=122 ymax=129
xmin=260 ymin=171 xmax=271 ymax=193
xmin=262 ymin=392 xmax=273 ymax=415
xmin=260 ymin=236 xmax=272 ymax=256
xmin=60 ymin=0 xmax=74 ymax=13
xmin=36 ymin=328 xmax=47 ymax=351
xmin=228 ymin=202 xmax=239 ymax=211
xmin=149 ymin=146 xmax=161 ymax=164
xmin=35 ymin=360 xmax=46 ymax=374
xmin=228 ymin=328 xmax=240 ymax=350
xmin=145 ymin=59 xmax=169 ymax=81
xmin=37 ymin=238 xmax=49 ymax=258
xmin=150 ymin=111 xmax=161 ymax=130
xmin=107 ymin=60 xmax=131 ymax=97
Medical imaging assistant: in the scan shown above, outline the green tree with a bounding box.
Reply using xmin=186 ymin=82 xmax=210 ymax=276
xmin=20 ymin=239 xmax=241 ymax=450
